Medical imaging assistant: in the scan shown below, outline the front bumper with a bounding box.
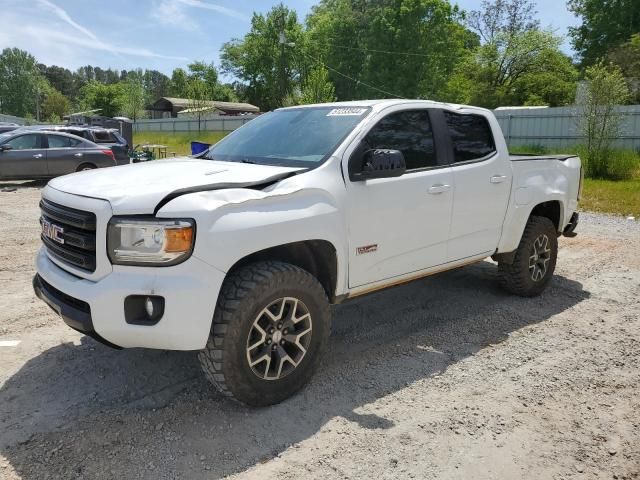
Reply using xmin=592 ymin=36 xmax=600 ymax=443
xmin=33 ymin=274 xmax=121 ymax=348
xmin=34 ymin=247 xmax=225 ymax=350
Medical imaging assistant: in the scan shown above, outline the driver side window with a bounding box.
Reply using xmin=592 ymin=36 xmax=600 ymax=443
xmin=365 ymin=110 xmax=436 ymax=170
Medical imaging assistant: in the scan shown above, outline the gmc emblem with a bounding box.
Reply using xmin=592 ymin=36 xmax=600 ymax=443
xmin=42 ymin=218 xmax=65 ymax=244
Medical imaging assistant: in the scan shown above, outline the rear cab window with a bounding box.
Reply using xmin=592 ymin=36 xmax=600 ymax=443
xmin=444 ymin=111 xmax=496 ymax=163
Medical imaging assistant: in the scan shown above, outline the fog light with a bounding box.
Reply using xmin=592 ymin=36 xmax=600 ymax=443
xmin=124 ymin=295 xmax=165 ymax=325
xmin=145 ymin=297 xmax=154 ymax=317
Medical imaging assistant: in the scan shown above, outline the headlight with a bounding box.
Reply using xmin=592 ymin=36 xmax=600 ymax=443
xmin=107 ymin=218 xmax=195 ymax=266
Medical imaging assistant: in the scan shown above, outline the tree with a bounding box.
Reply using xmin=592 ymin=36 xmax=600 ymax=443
xmin=79 ymin=81 xmax=124 ymax=117
xmin=221 ymin=4 xmax=305 ymax=110
xmin=305 ymin=0 xmax=476 ymax=101
xmin=300 ymin=66 xmax=336 ymax=104
xmin=608 ymin=33 xmax=640 ymax=103
xmin=121 ymin=74 xmax=148 ymax=121
xmin=169 ymin=68 xmax=189 ymax=97
xmin=186 ymin=78 xmax=212 ymax=131
xmin=449 ymin=0 xmax=578 ymax=108
xmin=41 ymin=87 xmax=71 ymax=122
xmin=0 ymin=48 xmax=41 ymax=117
xmin=578 ymin=62 xmax=630 ymax=178
xmin=568 ymin=0 xmax=640 ymax=66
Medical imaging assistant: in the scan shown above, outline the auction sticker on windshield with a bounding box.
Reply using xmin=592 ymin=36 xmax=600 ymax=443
xmin=327 ymin=108 xmax=367 ymax=116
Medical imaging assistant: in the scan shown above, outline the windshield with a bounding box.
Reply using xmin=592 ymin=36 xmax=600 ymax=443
xmin=203 ymin=106 xmax=371 ymax=167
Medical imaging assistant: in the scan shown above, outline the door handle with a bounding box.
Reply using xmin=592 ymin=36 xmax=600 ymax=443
xmin=490 ymin=175 xmax=507 ymax=183
xmin=74 ymin=153 xmax=83 ymax=157
xmin=428 ymin=184 xmax=451 ymax=194
xmin=32 ymin=154 xmax=43 ymax=158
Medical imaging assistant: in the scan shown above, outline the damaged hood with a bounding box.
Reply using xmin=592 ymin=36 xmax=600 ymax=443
xmin=48 ymin=157 xmax=304 ymax=214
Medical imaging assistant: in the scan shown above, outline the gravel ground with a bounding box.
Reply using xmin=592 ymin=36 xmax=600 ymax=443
xmin=0 ymin=180 xmax=638 ymax=480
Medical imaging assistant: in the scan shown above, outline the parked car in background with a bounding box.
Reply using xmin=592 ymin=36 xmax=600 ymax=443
xmin=0 ymin=122 xmax=19 ymax=134
xmin=16 ymin=125 xmax=129 ymax=164
xmin=0 ymin=130 xmax=118 ymax=179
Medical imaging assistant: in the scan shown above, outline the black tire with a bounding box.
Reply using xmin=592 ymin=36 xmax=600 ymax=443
xmin=498 ymin=215 xmax=558 ymax=297
xmin=76 ymin=163 xmax=97 ymax=172
xmin=198 ymin=261 xmax=331 ymax=406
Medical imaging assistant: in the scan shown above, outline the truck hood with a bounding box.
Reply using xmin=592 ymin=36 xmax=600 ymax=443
xmin=48 ymin=157 xmax=304 ymax=215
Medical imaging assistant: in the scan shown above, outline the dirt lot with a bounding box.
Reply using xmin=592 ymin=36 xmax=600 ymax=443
xmin=0 ymin=180 xmax=638 ymax=480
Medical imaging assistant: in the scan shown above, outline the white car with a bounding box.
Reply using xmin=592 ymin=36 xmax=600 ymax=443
xmin=33 ymin=100 xmax=582 ymax=405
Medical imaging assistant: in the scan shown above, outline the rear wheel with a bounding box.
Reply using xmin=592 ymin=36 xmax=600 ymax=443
xmin=76 ymin=163 xmax=96 ymax=172
xmin=199 ymin=261 xmax=331 ymax=406
xmin=498 ymin=215 xmax=558 ymax=297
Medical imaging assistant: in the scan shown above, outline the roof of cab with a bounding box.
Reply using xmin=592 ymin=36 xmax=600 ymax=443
xmin=277 ymin=99 xmax=491 ymax=115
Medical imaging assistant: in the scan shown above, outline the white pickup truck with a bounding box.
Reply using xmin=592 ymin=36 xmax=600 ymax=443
xmin=33 ymin=100 xmax=581 ymax=405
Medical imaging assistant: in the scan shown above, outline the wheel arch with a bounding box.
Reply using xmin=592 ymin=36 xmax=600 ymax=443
xmin=496 ymin=199 xmax=565 ymax=256
xmin=226 ymin=240 xmax=340 ymax=303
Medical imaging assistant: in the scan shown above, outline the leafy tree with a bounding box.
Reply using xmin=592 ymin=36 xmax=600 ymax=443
xmin=448 ymin=0 xmax=578 ymax=108
xmin=0 ymin=48 xmax=42 ymax=117
xmin=608 ymin=33 xmax=640 ymax=103
xmin=300 ymin=66 xmax=336 ymax=104
xmin=578 ymin=62 xmax=630 ymax=178
xmin=568 ymin=0 xmax=640 ymax=66
xmin=38 ymin=64 xmax=76 ymax=99
xmin=186 ymin=78 xmax=213 ymax=131
xmin=121 ymin=74 xmax=148 ymax=121
xmin=221 ymin=4 xmax=305 ymax=110
xmin=79 ymin=81 xmax=124 ymax=117
xmin=143 ymin=69 xmax=171 ymax=101
xmin=305 ymin=0 xmax=476 ymax=101
xmin=41 ymin=87 xmax=71 ymax=122
xmin=169 ymin=68 xmax=189 ymax=97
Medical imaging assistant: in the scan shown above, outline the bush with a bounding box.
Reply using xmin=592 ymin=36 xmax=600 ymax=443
xmin=508 ymin=144 xmax=550 ymax=155
xmin=577 ymin=145 xmax=640 ymax=180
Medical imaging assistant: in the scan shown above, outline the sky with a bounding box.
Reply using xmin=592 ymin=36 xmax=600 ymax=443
xmin=0 ymin=0 xmax=580 ymax=79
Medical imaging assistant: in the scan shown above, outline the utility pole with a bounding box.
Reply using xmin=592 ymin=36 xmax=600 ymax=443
xmin=35 ymin=85 xmax=41 ymax=122
xmin=279 ymin=10 xmax=286 ymax=106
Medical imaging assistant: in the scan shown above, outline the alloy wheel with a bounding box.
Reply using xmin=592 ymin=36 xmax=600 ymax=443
xmin=246 ymin=297 xmax=313 ymax=381
xmin=529 ymin=234 xmax=551 ymax=282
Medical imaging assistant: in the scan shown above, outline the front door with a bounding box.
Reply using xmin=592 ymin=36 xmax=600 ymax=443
xmin=0 ymin=133 xmax=48 ymax=178
xmin=345 ymin=109 xmax=454 ymax=288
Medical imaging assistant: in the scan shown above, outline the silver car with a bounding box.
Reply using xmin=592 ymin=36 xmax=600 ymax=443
xmin=0 ymin=130 xmax=121 ymax=180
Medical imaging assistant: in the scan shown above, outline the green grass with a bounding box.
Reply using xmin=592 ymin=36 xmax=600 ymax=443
xmin=581 ymin=178 xmax=640 ymax=217
xmin=133 ymin=131 xmax=228 ymax=156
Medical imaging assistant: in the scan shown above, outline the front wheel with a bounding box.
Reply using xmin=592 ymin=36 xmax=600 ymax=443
xmin=498 ymin=215 xmax=558 ymax=297
xmin=199 ymin=261 xmax=331 ymax=406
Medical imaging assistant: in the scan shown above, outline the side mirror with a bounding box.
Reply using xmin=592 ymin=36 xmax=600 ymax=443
xmin=0 ymin=144 xmax=12 ymax=152
xmin=350 ymin=147 xmax=406 ymax=181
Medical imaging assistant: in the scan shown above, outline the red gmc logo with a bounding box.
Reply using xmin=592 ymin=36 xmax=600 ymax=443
xmin=42 ymin=218 xmax=65 ymax=244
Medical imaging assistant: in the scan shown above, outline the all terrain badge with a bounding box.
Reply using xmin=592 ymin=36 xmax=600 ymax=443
xmin=356 ymin=244 xmax=378 ymax=255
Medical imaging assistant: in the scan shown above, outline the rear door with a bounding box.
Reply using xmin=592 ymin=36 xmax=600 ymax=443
xmin=441 ymin=110 xmax=512 ymax=261
xmin=0 ymin=133 xmax=48 ymax=178
xmin=45 ymin=134 xmax=88 ymax=176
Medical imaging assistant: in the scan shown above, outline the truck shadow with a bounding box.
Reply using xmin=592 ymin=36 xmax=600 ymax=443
xmin=0 ymin=261 xmax=589 ymax=479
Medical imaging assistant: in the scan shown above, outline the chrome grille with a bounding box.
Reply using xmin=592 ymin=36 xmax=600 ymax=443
xmin=40 ymin=199 xmax=97 ymax=272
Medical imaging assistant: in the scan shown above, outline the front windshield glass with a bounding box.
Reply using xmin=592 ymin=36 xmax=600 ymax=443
xmin=203 ymin=106 xmax=371 ymax=167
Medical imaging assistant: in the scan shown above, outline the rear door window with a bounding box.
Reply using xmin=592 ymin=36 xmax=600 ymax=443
xmin=444 ymin=112 xmax=496 ymax=163
xmin=47 ymin=135 xmax=83 ymax=148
